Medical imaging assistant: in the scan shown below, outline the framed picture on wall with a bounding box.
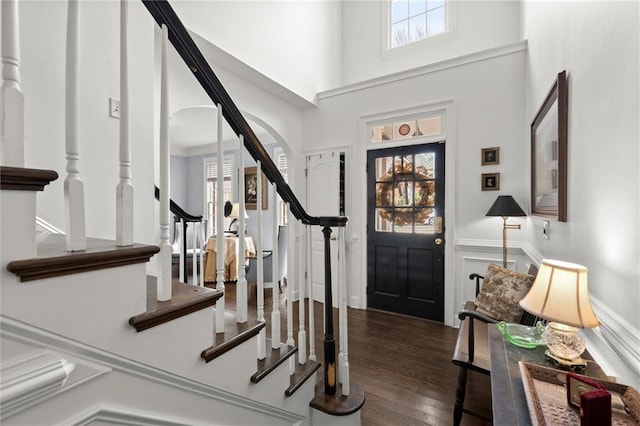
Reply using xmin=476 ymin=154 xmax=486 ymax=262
xmin=481 ymin=173 xmax=500 ymax=191
xmin=531 ymin=70 xmax=568 ymax=222
xmin=481 ymin=147 xmax=500 ymax=165
xmin=244 ymin=167 xmax=268 ymax=210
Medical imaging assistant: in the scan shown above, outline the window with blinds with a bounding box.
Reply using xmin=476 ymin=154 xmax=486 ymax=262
xmin=275 ymin=149 xmax=289 ymax=226
xmin=205 ymin=156 xmax=234 ymax=236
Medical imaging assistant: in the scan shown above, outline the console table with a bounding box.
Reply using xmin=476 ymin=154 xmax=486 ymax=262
xmin=488 ymin=325 xmax=608 ymax=425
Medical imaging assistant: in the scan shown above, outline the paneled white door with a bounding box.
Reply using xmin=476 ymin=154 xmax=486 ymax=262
xmin=306 ymin=151 xmax=340 ymax=306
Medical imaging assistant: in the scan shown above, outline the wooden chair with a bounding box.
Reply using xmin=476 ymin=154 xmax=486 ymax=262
xmin=451 ymin=264 xmax=539 ymax=425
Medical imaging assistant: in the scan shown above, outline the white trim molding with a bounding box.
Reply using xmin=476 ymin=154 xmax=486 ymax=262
xmin=0 ymin=315 xmax=305 ymax=424
xmin=318 ymin=41 xmax=528 ymax=100
xmin=67 ymin=404 xmax=212 ymax=426
xmin=588 ymin=297 xmax=640 ymax=387
xmin=0 ymin=350 xmax=75 ymax=418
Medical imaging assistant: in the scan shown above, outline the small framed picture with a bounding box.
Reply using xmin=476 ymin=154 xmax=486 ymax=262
xmin=481 ymin=147 xmax=500 ymax=165
xmin=482 ymin=173 xmax=500 ymax=191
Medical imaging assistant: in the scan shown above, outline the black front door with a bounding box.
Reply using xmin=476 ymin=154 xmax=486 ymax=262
xmin=366 ymin=142 xmax=445 ymax=321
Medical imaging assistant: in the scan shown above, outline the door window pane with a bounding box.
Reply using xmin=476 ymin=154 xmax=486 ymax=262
xmin=375 ymin=208 xmax=394 ymax=232
xmin=376 ymin=156 xmax=393 ymax=180
xmin=394 ymin=181 xmax=414 ymax=206
xmin=415 ymin=180 xmax=435 ymax=206
xmin=376 ymin=183 xmax=393 ymax=207
xmin=374 ymin=149 xmax=440 ymax=234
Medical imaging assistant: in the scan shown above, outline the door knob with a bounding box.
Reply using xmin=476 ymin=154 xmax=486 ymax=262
xmin=434 ymin=237 xmax=443 ymax=245
xmin=331 ymin=236 xmax=337 ymax=241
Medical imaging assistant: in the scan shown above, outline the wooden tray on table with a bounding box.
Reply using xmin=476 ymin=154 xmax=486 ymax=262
xmin=518 ymin=361 xmax=640 ymax=425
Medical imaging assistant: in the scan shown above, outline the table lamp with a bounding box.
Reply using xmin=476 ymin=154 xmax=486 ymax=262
xmin=486 ymin=195 xmax=527 ymax=268
xmin=519 ymin=259 xmax=600 ymax=367
xmin=227 ymin=203 xmax=248 ymax=233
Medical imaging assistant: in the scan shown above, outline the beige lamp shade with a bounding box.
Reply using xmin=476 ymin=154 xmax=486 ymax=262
xmin=229 ymin=203 xmax=249 ymax=219
xmin=519 ymin=259 xmax=599 ymax=329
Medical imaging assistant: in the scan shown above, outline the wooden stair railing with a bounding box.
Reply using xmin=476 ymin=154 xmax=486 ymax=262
xmin=142 ymin=0 xmax=360 ymax=408
xmin=154 ymin=185 xmax=204 ymax=284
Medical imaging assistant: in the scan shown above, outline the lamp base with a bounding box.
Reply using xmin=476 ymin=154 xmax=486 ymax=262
xmin=544 ymin=349 xmax=587 ymax=372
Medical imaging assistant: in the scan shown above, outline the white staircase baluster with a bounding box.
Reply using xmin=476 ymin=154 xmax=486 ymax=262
xmin=285 ymin=202 xmax=295 ymax=374
xmin=271 ymin=183 xmax=281 ymax=349
xmin=256 ymin=160 xmax=266 ymax=360
xmin=192 ymin=222 xmax=197 ymax=284
xmin=306 ymin=225 xmax=316 ymax=361
xmin=199 ymin=220 xmax=206 ymax=286
xmin=215 ymin=104 xmax=225 ymax=333
xmin=157 ymin=23 xmax=171 ymax=301
xmin=297 ymin=221 xmax=307 ymax=365
xmin=64 ymin=0 xmax=86 ymax=252
xmin=339 ymin=226 xmax=350 ymax=395
xmin=116 ymin=0 xmax=133 ymax=247
xmin=236 ymin=135 xmax=247 ymax=323
xmin=178 ymin=219 xmax=185 ymax=283
xmin=0 ymin=0 xmax=24 ymax=166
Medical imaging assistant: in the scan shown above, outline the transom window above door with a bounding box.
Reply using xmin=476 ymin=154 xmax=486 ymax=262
xmin=370 ymin=114 xmax=442 ymax=144
xmin=390 ymin=0 xmax=448 ymax=49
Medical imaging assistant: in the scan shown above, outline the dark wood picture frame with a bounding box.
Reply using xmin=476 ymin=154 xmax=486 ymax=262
xmin=244 ymin=166 xmax=268 ymax=210
xmin=481 ymin=173 xmax=500 ymax=191
xmin=531 ymin=70 xmax=568 ymax=222
xmin=481 ymin=147 xmax=500 ymax=165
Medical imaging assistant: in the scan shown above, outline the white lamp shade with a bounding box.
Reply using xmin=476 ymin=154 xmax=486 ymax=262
xmin=519 ymin=259 xmax=599 ymax=329
xmin=229 ymin=203 xmax=249 ymax=219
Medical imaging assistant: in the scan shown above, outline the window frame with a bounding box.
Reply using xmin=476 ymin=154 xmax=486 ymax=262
xmin=204 ymin=155 xmax=235 ymax=236
xmin=383 ymin=0 xmax=454 ymax=54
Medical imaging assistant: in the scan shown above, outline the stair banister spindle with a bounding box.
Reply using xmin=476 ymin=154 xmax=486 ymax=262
xmin=323 ymin=226 xmax=336 ymax=395
xmin=297 ymin=221 xmax=307 ymax=365
xmin=199 ymin=219 xmax=206 ymax=286
xmin=116 ymin=0 xmax=133 ymax=247
xmin=178 ymin=219 xmax=184 ymax=283
xmin=271 ymin=183 xmax=280 ymax=348
xmin=64 ymin=0 xmax=86 ymax=252
xmin=0 ymin=0 xmax=24 ymax=166
xmin=306 ymin=225 xmax=316 ymax=361
xmin=192 ymin=221 xmax=197 ymax=283
xmin=215 ymin=104 xmax=225 ymax=333
xmin=157 ymin=23 xmax=171 ymax=301
xmin=285 ymin=203 xmax=295 ymax=374
xmin=338 ymin=226 xmax=350 ymax=395
xmin=256 ymin=160 xmax=266 ymax=360
xmin=236 ymin=135 xmax=247 ymax=323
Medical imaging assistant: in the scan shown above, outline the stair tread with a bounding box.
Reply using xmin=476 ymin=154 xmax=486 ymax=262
xmin=310 ymin=377 xmax=365 ymax=416
xmin=286 ymin=359 xmax=322 ymax=397
xmin=0 ymin=166 xmax=58 ymax=191
xmin=251 ymin=339 xmax=297 ymax=384
xmin=201 ymin=318 xmax=265 ymax=363
xmin=7 ymin=234 xmax=160 ymax=282
xmin=129 ymin=276 xmax=223 ymax=332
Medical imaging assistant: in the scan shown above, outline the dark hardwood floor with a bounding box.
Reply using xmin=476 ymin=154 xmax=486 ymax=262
xmin=204 ymin=280 xmax=492 ymax=425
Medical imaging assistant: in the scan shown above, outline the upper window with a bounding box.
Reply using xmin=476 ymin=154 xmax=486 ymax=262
xmin=390 ymin=0 xmax=447 ymax=49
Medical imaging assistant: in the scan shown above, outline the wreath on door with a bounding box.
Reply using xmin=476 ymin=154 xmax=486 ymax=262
xmin=375 ymin=162 xmax=435 ymax=226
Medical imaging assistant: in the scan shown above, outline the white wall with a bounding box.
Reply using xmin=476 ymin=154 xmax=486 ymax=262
xmin=171 ymin=0 xmax=343 ymax=102
xmin=20 ymin=1 xmax=157 ymax=245
xmin=304 ymin=48 xmax=527 ymax=321
xmin=341 ymin=0 xmax=522 ymax=85
xmin=522 ymin=0 xmax=640 ymax=387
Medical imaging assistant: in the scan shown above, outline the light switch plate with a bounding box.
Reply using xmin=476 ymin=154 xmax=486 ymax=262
xmin=542 ymin=220 xmax=550 ymax=239
xmin=109 ymin=98 xmax=120 ymax=119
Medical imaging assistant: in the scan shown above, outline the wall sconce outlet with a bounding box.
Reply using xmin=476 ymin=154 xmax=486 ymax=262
xmin=109 ymin=98 xmax=120 ymax=119
xmin=542 ymin=220 xmax=550 ymax=240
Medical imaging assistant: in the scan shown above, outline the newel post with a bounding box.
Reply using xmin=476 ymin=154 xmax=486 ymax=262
xmin=322 ymin=225 xmax=336 ymax=395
